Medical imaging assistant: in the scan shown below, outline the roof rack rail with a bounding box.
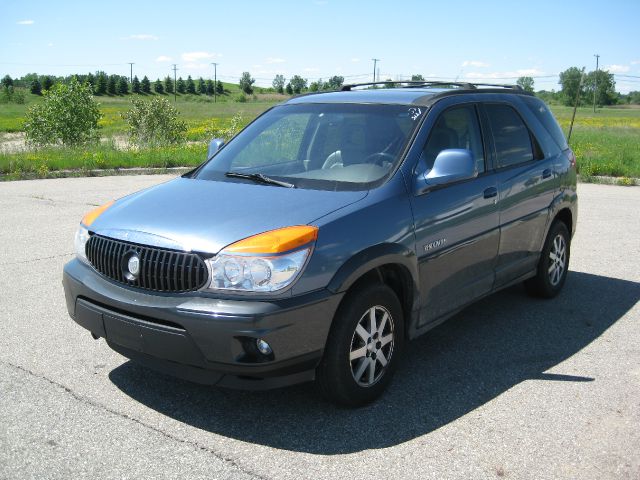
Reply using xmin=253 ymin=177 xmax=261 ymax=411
xmin=340 ymin=80 xmax=523 ymax=92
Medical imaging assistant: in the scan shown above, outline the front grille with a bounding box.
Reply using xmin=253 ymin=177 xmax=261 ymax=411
xmin=85 ymin=235 xmax=208 ymax=293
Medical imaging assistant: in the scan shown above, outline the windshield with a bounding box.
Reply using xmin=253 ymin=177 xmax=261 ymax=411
xmin=194 ymin=103 xmax=425 ymax=191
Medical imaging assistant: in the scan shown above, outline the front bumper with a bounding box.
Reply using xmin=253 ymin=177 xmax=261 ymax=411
xmin=63 ymin=258 xmax=343 ymax=389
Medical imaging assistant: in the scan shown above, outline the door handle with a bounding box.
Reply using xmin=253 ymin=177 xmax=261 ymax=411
xmin=542 ymin=168 xmax=552 ymax=179
xmin=483 ymin=187 xmax=498 ymax=199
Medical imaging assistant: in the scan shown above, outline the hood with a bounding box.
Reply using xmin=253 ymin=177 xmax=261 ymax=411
xmin=90 ymin=177 xmax=367 ymax=254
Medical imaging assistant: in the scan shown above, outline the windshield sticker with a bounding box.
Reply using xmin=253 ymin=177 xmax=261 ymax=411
xmin=408 ymin=107 xmax=422 ymax=120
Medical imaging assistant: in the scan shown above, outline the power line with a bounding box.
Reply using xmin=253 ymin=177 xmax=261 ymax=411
xmin=211 ymin=63 xmax=218 ymax=103
xmin=372 ymin=59 xmax=380 ymax=83
xmin=172 ymin=64 xmax=178 ymax=103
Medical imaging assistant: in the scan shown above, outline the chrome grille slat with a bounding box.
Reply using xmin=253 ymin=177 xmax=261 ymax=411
xmin=85 ymin=235 xmax=207 ymax=293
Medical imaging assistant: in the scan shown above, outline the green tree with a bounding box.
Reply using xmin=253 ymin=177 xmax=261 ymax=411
xmin=153 ymin=78 xmax=164 ymax=94
xmin=239 ymin=72 xmax=255 ymax=94
xmin=131 ymin=75 xmax=141 ymax=94
xmin=24 ymin=78 xmax=101 ymax=146
xmin=272 ymin=74 xmax=285 ymax=94
xmin=117 ymin=76 xmax=129 ymax=95
xmin=584 ymin=70 xmax=616 ymax=106
xmin=326 ymin=75 xmax=344 ymax=90
xmin=121 ymin=97 xmax=187 ymax=146
xmin=309 ymin=81 xmax=320 ymax=92
xmin=517 ymin=76 xmax=535 ymax=93
xmin=107 ymin=75 xmax=117 ymax=95
xmin=559 ymin=67 xmax=585 ymax=106
xmin=86 ymin=72 xmax=95 ymax=90
xmin=164 ymin=76 xmax=174 ymax=94
xmin=186 ymin=75 xmax=196 ymax=94
xmin=216 ymin=80 xmax=224 ymax=95
xmin=1 ymin=75 xmax=13 ymax=88
xmin=411 ymin=74 xmax=425 ymax=82
xmin=289 ymin=75 xmax=307 ymax=94
xmin=30 ymin=78 xmax=42 ymax=95
xmin=285 ymin=82 xmax=293 ymax=95
xmin=197 ymin=77 xmax=207 ymax=95
xmin=95 ymin=72 xmax=108 ymax=95
xmin=42 ymin=76 xmax=54 ymax=91
xmin=141 ymin=75 xmax=151 ymax=94
xmin=628 ymin=91 xmax=640 ymax=105
xmin=205 ymin=79 xmax=214 ymax=95
xmin=176 ymin=77 xmax=186 ymax=94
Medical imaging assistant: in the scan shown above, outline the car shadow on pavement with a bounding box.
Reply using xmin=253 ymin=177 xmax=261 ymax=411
xmin=109 ymin=271 xmax=640 ymax=454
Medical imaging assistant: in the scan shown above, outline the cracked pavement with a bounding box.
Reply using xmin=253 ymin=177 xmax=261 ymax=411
xmin=1 ymin=176 xmax=639 ymax=479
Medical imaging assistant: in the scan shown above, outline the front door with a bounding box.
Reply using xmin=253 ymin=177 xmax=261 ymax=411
xmin=410 ymin=104 xmax=500 ymax=327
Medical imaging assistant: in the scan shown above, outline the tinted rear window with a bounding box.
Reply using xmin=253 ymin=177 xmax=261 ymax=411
xmin=485 ymin=104 xmax=534 ymax=168
xmin=521 ymin=96 xmax=568 ymax=150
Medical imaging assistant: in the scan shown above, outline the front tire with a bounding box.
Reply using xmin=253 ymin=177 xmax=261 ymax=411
xmin=525 ymin=221 xmax=571 ymax=298
xmin=316 ymin=282 xmax=404 ymax=407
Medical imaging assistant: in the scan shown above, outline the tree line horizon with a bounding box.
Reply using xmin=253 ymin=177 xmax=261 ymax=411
xmin=2 ymin=67 xmax=639 ymax=106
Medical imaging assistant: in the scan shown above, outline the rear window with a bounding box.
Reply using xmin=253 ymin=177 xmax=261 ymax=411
xmin=521 ymin=96 xmax=569 ymax=150
xmin=485 ymin=104 xmax=534 ymax=168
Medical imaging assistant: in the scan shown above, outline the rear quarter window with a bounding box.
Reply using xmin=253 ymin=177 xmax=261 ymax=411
xmin=485 ymin=104 xmax=534 ymax=168
xmin=521 ymin=96 xmax=569 ymax=151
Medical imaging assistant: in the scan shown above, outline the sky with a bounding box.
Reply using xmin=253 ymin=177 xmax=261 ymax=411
xmin=2 ymin=0 xmax=640 ymax=93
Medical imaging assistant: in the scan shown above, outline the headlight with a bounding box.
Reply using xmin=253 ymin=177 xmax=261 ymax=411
xmin=75 ymin=199 xmax=114 ymax=265
xmin=204 ymin=226 xmax=318 ymax=293
xmin=74 ymin=225 xmax=90 ymax=264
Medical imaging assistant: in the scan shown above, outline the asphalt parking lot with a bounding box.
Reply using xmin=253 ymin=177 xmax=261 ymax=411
xmin=1 ymin=176 xmax=639 ymax=480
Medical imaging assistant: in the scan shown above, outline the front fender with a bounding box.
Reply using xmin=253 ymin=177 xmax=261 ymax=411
xmin=326 ymin=243 xmax=419 ymax=295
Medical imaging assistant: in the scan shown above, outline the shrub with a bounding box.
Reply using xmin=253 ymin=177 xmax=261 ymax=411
xmin=0 ymin=86 xmax=26 ymax=104
xmin=235 ymin=93 xmax=247 ymax=103
xmin=24 ymin=78 xmax=101 ymax=146
xmin=121 ymin=97 xmax=187 ymax=146
xmin=205 ymin=113 xmax=245 ymax=142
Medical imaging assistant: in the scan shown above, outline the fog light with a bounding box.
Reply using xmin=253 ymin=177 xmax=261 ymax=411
xmin=256 ymin=339 xmax=272 ymax=356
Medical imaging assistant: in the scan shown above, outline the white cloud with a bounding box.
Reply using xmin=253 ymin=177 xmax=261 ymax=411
xmin=17 ymin=19 xmax=34 ymax=25
xmin=631 ymin=60 xmax=640 ymax=65
xmin=123 ymin=34 xmax=158 ymax=40
xmin=156 ymin=55 xmax=173 ymax=62
xmin=351 ymin=58 xmax=361 ymax=63
xmin=47 ymin=42 xmax=54 ymax=47
xmin=604 ymin=64 xmax=630 ymax=73
xmin=304 ymin=67 xmax=319 ymax=73
xmin=265 ymin=57 xmax=285 ymax=64
xmin=181 ymin=51 xmax=221 ymax=62
xmin=462 ymin=60 xmax=489 ymax=68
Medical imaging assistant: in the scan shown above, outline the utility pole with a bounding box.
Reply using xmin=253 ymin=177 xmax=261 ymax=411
xmin=372 ymin=58 xmax=380 ymax=83
xmin=211 ymin=62 xmax=218 ymax=102
xmin=128 ymin=62 xmax=134 ymax=85
xmin=593 ymin=54 xmax=600 ymax=113
xmin=172 ymin=64 xmax=178 ymax=103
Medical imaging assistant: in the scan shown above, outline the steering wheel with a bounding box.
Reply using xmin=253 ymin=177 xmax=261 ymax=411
xmin=364 ymin=152 xmax=395 ymax=167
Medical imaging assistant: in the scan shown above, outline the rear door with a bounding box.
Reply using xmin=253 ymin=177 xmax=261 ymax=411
xmin=410 ymin=102 xmax=500 ymax=327
xmin=481 ymin=102 xmax=557 ymax=288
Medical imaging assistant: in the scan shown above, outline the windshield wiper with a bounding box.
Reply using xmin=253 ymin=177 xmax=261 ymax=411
xmin=225 ymin=171 xmax=295 ymax=188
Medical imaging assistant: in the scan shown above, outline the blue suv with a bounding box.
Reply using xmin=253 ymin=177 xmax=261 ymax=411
xmin=63 ymin=82 xmax=577 ymax=406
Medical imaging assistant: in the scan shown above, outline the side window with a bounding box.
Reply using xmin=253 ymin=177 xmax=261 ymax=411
xmin=485 ymin=104 xmax=534 ymax=168
xmin=421 ymin=105 xmax=485 ymax=174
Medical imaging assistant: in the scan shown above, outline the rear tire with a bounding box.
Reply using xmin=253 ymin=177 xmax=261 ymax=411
xmin=316 ymin=282 xmax=404 ymax=407
xmin=525 ymin=221 xmax=570 ymax=298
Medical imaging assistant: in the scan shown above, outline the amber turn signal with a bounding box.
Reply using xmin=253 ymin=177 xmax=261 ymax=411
xmin=81 ymin=200 xmax=115 ymax=227
xmin=225 ymin=225 xmax=318 ymax=254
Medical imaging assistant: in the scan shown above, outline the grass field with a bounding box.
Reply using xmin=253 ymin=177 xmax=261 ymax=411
xmin=1 ymin=91 xmax=639 ymax=180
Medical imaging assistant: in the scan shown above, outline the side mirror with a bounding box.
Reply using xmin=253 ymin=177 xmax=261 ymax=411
xmin=207 ymin=138 xmax=225 ymax=160
xmin=424 ymin=149 xmax=477 ymax=188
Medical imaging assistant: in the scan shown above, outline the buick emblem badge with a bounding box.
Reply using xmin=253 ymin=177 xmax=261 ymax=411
xmin=127 ymin=255 xmax=140 ymax=277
